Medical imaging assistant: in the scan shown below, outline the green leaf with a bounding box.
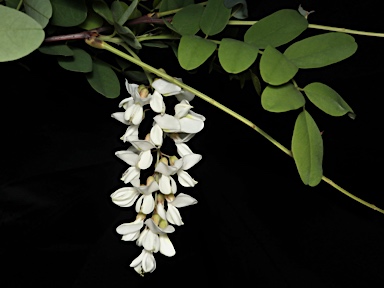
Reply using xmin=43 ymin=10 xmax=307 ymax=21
xmin=260 ymin=45 xmax=298 ymax=85
xmin=224 ymin=0 xmax=248 ymax=19
xmin=78 ymin=8 xmax=104 ymax=30
xmin=50 ymin=0 xmax=87 ymax=27
xmin=284 ymin=32 xmax=358 ymax=68
xmin=114 ymin=23 xmax=142 ymax=50
xmin=303 ymin=82 xmax=354 ymax=116
xmin=218 ymin=38 xmax=259 ymax=74
xmin=261 ymin=83 xmax=305 ymax=112
xmin=5 ymin=0 xmax=19 ymax=9
xmin=38 ymin=44 xmax=74 ymax=56
xmin=0 ymin=5 xmax=44 ymax=62
xmin=24 ymin=0 xmax=52 ymax=28
xmin=292 ymin=110 xmax=323 ymax=187
xmin=86 ymin=60 xmax=120 ymax=98
xmin=159 ymin=0 xmax=194 ymax=12
xmin=244 ymin=9 xmax=308 ymax=49
xmin=178 ymin=35 xmax=217 ymax=70
xmin=92 ymin=0 xmax=114 ymax=25
xmin=200 ymin=0 xmax=231 ymax=36
xmin=172 ymin=4 xmax=204 ymax=35
xmin=111 ymin=0 xmax=138 ymax=25
xmin=142 ymin=41 xmax=169 ymax=48
xmin=57 ymin=48 xmax=92 ymax=72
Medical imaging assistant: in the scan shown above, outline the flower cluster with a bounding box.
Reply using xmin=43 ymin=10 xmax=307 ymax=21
xmin=110 ymin=77 xmax=205 ymax=276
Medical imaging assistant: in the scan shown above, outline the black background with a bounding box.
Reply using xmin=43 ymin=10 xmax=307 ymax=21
xmin=1 ymin=0 xmax=384 ymax=287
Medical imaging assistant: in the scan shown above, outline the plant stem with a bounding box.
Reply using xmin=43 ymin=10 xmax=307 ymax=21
xmin=227 ymin=20 xmax=384 ymax=37
xmin=85 ymin=37 xmax=384 ymax=214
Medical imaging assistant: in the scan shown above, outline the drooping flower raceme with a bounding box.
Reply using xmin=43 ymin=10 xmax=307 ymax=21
xmin=110 ymin=78 xmax=204 ymax=276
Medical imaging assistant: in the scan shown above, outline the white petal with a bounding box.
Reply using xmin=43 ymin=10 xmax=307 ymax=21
xmin=130 ymin=140 xmax=155 ymax=151
xmin=121 ymin=231 xmax=140 ymax=241
xmin=179 ymin=116 xmax=204 ymax=133
xmin=175 ymin=132 xmax=196 ymax=143
xmin=121 ymin=167 xmax=140 ymax=184
xmin=116 ymin=219 xmax=144 ymax=235
xmin=143 ymin=230 xmax=160 ymax=253
xmin=135 ymin=195 xmax=144 ymax=213
xmin=174 ymin=100 xmax=193 ymax=119
xmin=136 ymin=180 xmax=159 ymax=195
xmin=150 ymin=124 xmax=163 ymax=147
xmin=153 ymin=114 xmax=180 ymax=132
xmin=142 ymin=251 xmax=156 ymax=273
xmin=115 ymin=150 xmax=139 ymax=166
xmin=159 ymin=175 xmax=171 ymax=195
xmin=171 ymin=193 xmax=198 ymax=207
xmin=189 ymin=110 xmax=206 ymax=121
xmin=111 ymin=112 xmax=129 ymax=125
xmin=141 ymin=194 xmax=155 ymax=214
xmin=175 ymin=143 xmax=193 ymax=157
xmin=152 ymin=78 xmax=181 ymax=95
xmin=125 ymin=80 xmax=140 ymax=98
xmin=124 ymin=103 xmax=135 ymax=121
xmin=145 ymin=218 xmax=175 ymax=234
xmin=110 ymin=187 xmax=140 ymax=207
xmin=156 ymin=203 xmax=167 ymax=220
xmin=131 ymin=178 xmax=141 ymax=187
xmin=155 ymin=161 xmax=179 ymax=176
xmin=130 ymin=249 xmax=145 ymax=268
xmin=166 ymin=204 xmax=184 ymax=226
xmin=150 ymin=90 xmax=165 ymax=113
xmin=132 ymin=105 xmax=144 ymax=125
xmin=176 ymin=90 xmax=195 ymax=102
xmin=138 ymin=150 xmax=153 ymax=170
xmin=136 ymin=228 xmax=148 ymax=247
xmin=170 ymin=176 xmax=177 ymax=194
xmin=177 ymin=170 xmax=198 ymax=187
xmin=182 ymin=153 xmax=202 ymax=170
xmin=119 ymin=97 xmax=133 ymax=109
xmin=159 ymin=234 xmax=176 ymax=257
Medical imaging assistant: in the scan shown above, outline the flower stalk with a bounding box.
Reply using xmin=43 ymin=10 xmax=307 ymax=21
xmin=86 ymin=37 xmax=384 ymax=215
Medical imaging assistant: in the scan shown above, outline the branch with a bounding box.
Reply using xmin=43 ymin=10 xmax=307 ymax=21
xmin=85 ymin=37 xmax=384 ymax=215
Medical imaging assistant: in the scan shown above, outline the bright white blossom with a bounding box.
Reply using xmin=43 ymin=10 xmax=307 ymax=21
xmin=111 ymin=78 xmax=204 ymax=276
xmin=130 ymin=249 xmax=156 ymax=276
xmin=166 ymin=193 xmax=198 ymax=226
xmin=153 ymin=100 xmax=205 ymax=134
xmin=155 ymin=153 xmax=202 ymax=187
xmin=116 ymin=218 xmax=144 ymax=241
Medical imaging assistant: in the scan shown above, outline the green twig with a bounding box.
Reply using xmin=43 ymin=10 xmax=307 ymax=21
xmin=227 ymin=20 xmax=384 ymax=37
xmin=85 ymin=37 xmax=384 ymax=215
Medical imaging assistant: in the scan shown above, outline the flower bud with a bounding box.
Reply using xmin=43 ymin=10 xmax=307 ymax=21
xmin=146 ymin=176 xmax=155 ymax=186
xmin=160 ymin=157 xmax=168 ymax=165
xmin=159 ymin=219 xmax=169 ymax=229
xmin=169 ymin=155 xmax=178 ymax=166
xmin=152 ymin=213 xmax=161 ymax=225
xmin=138 ymin=85 xmax=149 ymax=99
xmin=165 ymin=193 xmax=175 ymax=202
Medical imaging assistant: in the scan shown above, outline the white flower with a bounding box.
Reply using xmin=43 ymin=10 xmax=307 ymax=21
xmin=170 ymin=133 xmax=196 ymax=156
xmin=150 ymin=90 xmax=166 ymax=114
xmin=152 ymin=78 xmax=195 ymax=101
xmin=110 ymin=187 xmax=140 ymax=207
xmin=145 ymin=218 xmax=176 ymax=257
xmin=153 ymin=100 xmax=205 ymax=134
xmin=166 ymin=193 xmax=198 ymax=226
xmin=111 ymin=178 xmax=159 ymax=214
xmin=155 ymin=154 xmax=202 ymax=187
xmin=115 ymin=149 xmax=141 ymax=185
xmin=120 ymin=80 xmax=167 ymax=124
xmin=116 ymin=218 xmax=144 ymax=241
xmin=130 ymin=249 xmax=157 ymax=276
